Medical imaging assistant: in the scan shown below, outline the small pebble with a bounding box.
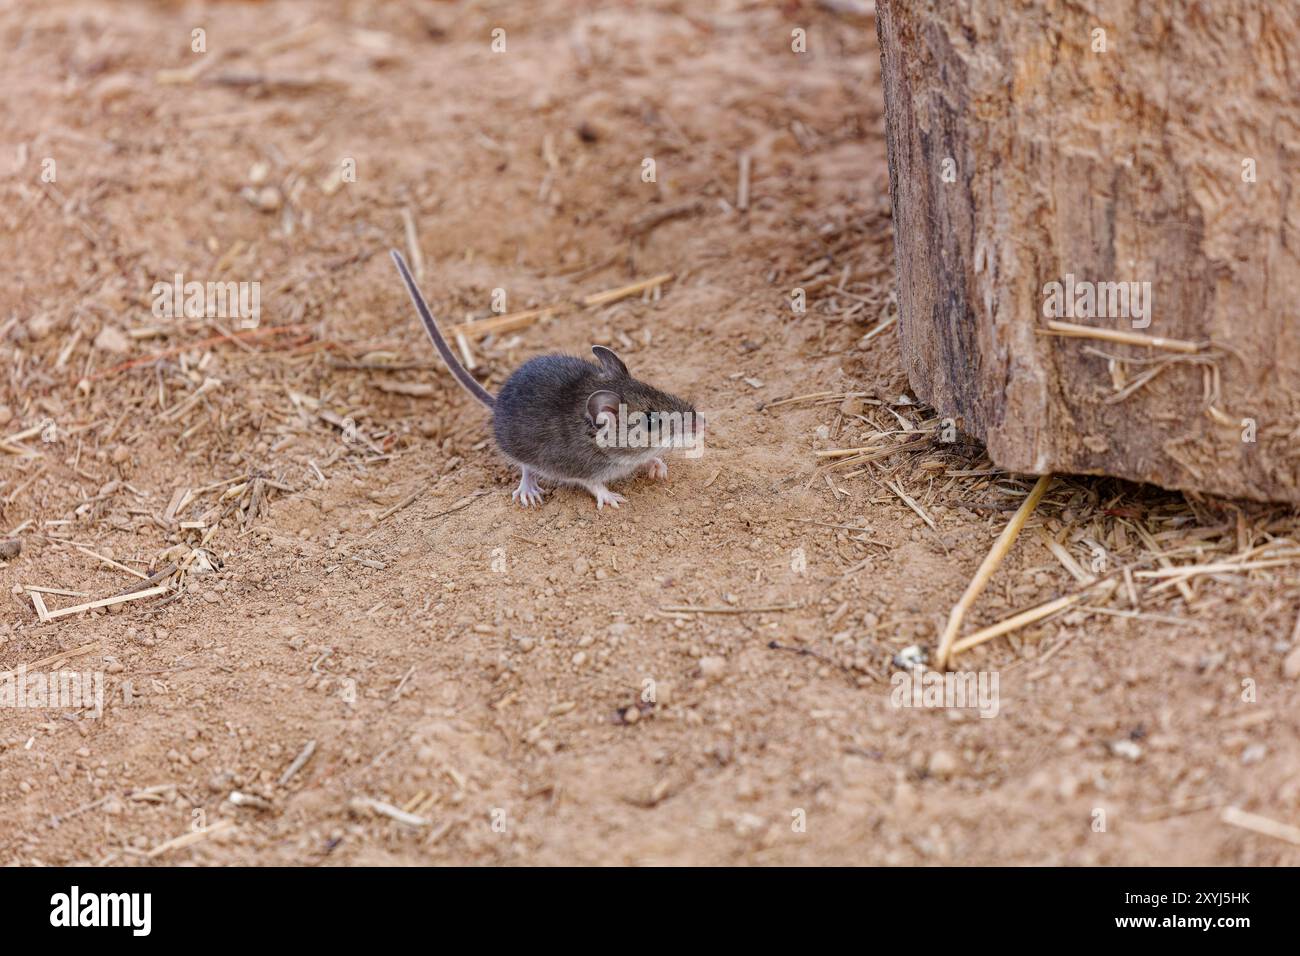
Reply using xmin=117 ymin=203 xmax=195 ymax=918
xmin=928 ymin=750 xmax=959 ymax=778
xmin=1110 ymin=740 xmax=1142 ymax=761
xmin=255 ymin=186 xmax=282 ymax=211
xmin=698 ymin=656 xmax=727 ymax=680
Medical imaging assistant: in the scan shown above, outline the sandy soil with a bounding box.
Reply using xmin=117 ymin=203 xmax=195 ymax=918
xmin=2 ymin=0 xmax=1299 ymax=866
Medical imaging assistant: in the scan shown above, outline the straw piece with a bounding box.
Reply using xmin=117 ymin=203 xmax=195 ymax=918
xmin=279 ymin=739 xmax=317 ymax=786
xmin=350 ymin=796 xmax=430 ymax=827
xmin=41 ymin=584 xmax=170 ymax=622
xmin=29 ymin=590 xmax=50 ymax=623
xmin=950 ymin=594 xmax=1081 ymax=656
xmin=582 ymin=273 xmax=674 ymax=308
xmin=1037 ymin=529 xmax=1095 ymax=584
xmin=1135 ymin=556 xmax=1300 ymax=580
xmin=886 ymin=479 xmax=936 ymax=530
xmin=659 ymin=603 xmax=800 ymax=614
xmin=147 ymin=818 xmax=235 ymax=858
xmin=75 ymin=545 xmax=149 ymax=580
xmin=1040 ymin=320 xmax=1202 ymax=354
xmin=1 ymin=641 xmax=101 ymax=681
xmin=401 ymin=207 xmax=424 ymax=280
xmin=23 ymin=585 xmax=89 ymax=597
xmin=1220 ymin=806 xmax=1300 ymax=846
xmin=449 ymin=305 xmax=560 ymax=339
xmin=935 ymin=474 xmax=1053 ymax=669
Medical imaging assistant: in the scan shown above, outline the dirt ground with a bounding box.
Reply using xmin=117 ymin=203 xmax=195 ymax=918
xmin=2 ymin=0 xmax=1299 ymax=866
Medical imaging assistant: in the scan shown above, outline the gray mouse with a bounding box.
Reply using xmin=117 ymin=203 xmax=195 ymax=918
xmin=391 ymin=250 xmax=703 ymax=509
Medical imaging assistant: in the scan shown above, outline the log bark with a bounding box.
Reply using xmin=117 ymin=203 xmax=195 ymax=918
xmin=876 ymin=0 xmax=1300 ymax=503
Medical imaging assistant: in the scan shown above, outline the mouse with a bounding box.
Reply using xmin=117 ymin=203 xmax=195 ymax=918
xmin=390 ymin=250 xmax=703 ymax=509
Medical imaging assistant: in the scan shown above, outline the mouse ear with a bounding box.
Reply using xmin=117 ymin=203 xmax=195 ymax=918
xmin=585 ymin=389 xmax=622 ymax=428
xmin=591 ymin=345 xmax=628 ymax=377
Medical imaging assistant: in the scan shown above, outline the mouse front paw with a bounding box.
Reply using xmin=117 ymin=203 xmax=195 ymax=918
xmin=642 ymin=457 xmax=669 ymax=481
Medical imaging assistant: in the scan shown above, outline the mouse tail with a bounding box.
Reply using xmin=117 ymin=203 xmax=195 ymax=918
xmin=390 ymin=249 xmax=496 ymax=410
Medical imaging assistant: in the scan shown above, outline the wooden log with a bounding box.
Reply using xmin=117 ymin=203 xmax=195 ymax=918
xmin=876 ymin=0 xmax=1300 ymax=502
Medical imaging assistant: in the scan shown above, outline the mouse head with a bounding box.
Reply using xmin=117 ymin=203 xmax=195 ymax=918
xmin=585 ymin=346 xmax=704 ymax=455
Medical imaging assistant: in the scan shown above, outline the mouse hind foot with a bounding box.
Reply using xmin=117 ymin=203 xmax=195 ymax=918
xmin=583 ymin=482 xmax=626 ymax=510
xmin=642 ymin=457 xmax=668 ymax=481
xmin=511 ymin=466 xmax=546 ymax=507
